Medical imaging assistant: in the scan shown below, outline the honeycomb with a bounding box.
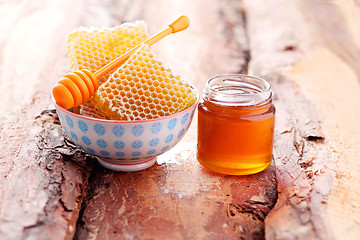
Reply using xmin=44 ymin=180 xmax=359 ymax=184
xmin=66 ymin=22 xmax=148 ymax=117
xmin=79 ymin=101 xmax=108 ymax=119
xmin=67 ymin=21 xmax=148 ymax=85
xmin=92 ymin=44 xmax=197 ymax=121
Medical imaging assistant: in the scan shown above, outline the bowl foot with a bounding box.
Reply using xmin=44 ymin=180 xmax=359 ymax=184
xmin=97 ymin=157 xmax=157 ymax=172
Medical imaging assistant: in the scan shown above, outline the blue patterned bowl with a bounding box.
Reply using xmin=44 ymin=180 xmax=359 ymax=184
xmin=53 ymin=91 xmax=198 ymax=172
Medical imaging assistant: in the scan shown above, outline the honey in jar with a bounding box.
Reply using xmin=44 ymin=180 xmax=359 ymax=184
xmin=197 ymin=74 xmax=275 ymax=175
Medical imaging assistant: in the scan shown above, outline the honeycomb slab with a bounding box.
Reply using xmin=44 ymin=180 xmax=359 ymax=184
xmin=92 ymin=44 xmax=197 ymax=121
xmin=66 ymin=22 xmax=148 ymax=118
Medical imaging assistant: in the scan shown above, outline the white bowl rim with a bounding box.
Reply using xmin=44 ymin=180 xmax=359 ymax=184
xmin=53 ymin=85 xmax=199 ymax=124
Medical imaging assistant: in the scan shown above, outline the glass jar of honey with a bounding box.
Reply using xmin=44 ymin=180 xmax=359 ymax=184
xmin=197 ymin=74 xmax=275 ymax=175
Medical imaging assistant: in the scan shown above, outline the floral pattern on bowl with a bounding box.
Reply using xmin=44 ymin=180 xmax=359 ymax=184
xmin=54 ymin=91 xmax=198 ymax=172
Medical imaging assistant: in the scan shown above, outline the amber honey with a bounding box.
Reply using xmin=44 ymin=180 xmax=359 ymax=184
xmin=197 ymin=74 xmax=275 ymax=175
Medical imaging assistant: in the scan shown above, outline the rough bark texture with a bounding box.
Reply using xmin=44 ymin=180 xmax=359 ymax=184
xmin=244 ymin=0 xmax=360 ymax=239
xmin=0 ymin=2 xmax=94 ymax=239
xmin=74 ymin=0 xmax=277 ymax=239
xmin=0 ymin=0 xmax=359 ymax=239
xmin=75 ymin=159 xmax=277 ymax=240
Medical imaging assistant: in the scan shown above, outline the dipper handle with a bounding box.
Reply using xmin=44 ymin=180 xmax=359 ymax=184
xmin=94 ymin=15 xmax=190 ymax=78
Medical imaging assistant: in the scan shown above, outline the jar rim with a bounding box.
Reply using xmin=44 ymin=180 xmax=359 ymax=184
xmin=204 ymin=74 xmax=272 ymax=106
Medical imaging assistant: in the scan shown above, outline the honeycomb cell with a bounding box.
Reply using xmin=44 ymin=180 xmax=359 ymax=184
xmin=155 ymin=87 xmax=162 ymax=93
xmin=138 ymin=72 xmax=144 ymax=79
xmin=158 ymin=111 xmax=165 ymax=117
xmin=113 ymin=89 xmax=119 ymax=96
xmin=161 ymin=89 xmax=168 ymax=95
xmin=135 ymin=100 xmax=142 ymax=106
xmin=135 ymin=82 xmax=142 ymax=89
xmin=133 ymin=94 xmax=140 ymax=100
xmin=151 ymin=92 xmax=157 ymax=99
xmin=144 ymin=91 xmax=151 ymax=97
xmin=124 ymin=69 xmax=131 ymax=75
xmin=151 ymin=109 xmax=157 ymax=116
xmin=149 ymin=103 xmax=156 ymax=109
xmin=144 ymin=108 xmax=151 ymax=114
xmin=142 ymin=102 xmax=149 ymax=108
xmin=110 ymin=83 xmax=116 ymax=89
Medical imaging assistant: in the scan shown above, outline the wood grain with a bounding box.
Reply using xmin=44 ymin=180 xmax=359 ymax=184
xmin=244 ymin=0 xmax=360 ymax=239
xmin=0 ymin=1 xmax=94 ymax=239
xmin=1 ymin=0 xmax=359 ymax=239
xmin=75 ymin=158 xmax=277 ymax=239
xmin=73 ymin=0 xmax=277 ymax=239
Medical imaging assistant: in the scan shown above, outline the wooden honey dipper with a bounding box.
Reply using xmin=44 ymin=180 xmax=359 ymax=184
xmin=53 ymin=15 xmax=190 ymax=109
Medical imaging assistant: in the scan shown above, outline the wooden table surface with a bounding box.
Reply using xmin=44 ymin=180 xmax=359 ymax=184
xmin=1 ymin=0 xmax=360 ymax=239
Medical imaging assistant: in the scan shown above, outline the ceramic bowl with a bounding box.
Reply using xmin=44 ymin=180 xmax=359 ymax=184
xmin=53 ymin=90 xmax=198 ymax=172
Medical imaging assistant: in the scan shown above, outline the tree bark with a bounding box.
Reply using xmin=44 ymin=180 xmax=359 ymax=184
xmin=244 ymin=0 xmax=360 ymax=239
xmin=0 ymin=0 xmax=359 ymax=239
